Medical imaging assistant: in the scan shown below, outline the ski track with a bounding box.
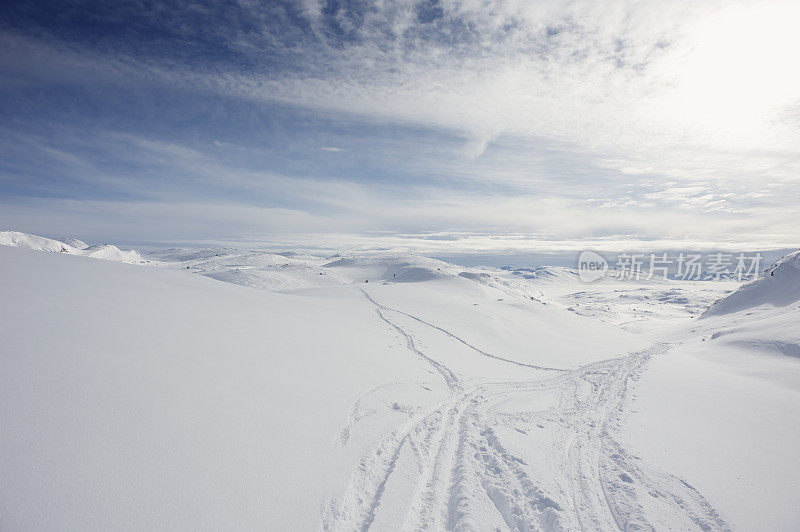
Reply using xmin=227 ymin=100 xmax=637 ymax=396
xmin=369 ymin=300 xmax=565 ymax=373
xmin=321 ymin=290 xmax=731 ymax=531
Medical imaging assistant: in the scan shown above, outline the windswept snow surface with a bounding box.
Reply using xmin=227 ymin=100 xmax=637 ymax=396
xmin=1 ymin=235 xmax=799 ymax=530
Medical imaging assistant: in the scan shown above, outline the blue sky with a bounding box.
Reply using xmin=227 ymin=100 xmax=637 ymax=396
xmin=1 ymin=0 xmax=799 ymax=249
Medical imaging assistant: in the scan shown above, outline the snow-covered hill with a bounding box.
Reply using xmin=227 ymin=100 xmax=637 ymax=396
xmin=702 ymin=249 xmax=800 ymax=317
xmin=0 ymin=230 xmax=145 ymax=263
xmin=692 ymin=249 xmax=800 ymax=362
xmin=57 ymin=237 xmax=88 ymax=249
xmin=0 ymin=230 xmax=82 ymax=253
xmin=1 ymin=236 xmax=798 ymax=530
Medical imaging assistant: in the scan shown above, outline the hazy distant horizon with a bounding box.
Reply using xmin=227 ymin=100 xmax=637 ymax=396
xmin=10 ymin=227 xmax=792 ymax=272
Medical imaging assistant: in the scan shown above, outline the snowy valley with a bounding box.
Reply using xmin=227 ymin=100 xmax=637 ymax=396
xmin=1 ymin=232 xmax=798 ymax=530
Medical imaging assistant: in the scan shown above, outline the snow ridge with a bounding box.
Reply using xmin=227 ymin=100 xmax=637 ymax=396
xmin=703 ymin=249 xmax=800 ymax=316
xmin=0 ymin=230 xmax=145 ymax=263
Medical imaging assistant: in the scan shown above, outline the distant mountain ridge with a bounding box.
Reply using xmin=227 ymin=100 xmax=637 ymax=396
xmin=0 ymin=230 xmax=146 ymax=263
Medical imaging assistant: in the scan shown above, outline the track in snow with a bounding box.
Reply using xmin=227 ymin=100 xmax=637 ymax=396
xmin=321 ymin=290 xmax=730 ymax=531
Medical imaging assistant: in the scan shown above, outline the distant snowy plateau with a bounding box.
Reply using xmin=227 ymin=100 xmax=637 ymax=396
xmin=1 ymin=230 xmax=798 ymax=531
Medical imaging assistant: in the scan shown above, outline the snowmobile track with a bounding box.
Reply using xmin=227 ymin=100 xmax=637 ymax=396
xmin=322 ymin=291 xmax=730 ymax=531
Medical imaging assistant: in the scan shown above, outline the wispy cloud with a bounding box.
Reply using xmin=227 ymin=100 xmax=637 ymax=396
xmin=0 ymin=0 xmax=798 ymax=247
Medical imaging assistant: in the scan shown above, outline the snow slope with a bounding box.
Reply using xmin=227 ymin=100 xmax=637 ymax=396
xmin=697 ymin=248 xmax=800 ymax=365
xmin=623 ymin=250 xmax=800 ymax=531
xmin=702 ymin=249 xmax=800 ymax=316
xmin=0 ymin=244 xmax=650 ymax=530
xmin=0 ymin=245 xmax=439 ymax=530
xmin=2 ymin=235 xmax=798 ymax=530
